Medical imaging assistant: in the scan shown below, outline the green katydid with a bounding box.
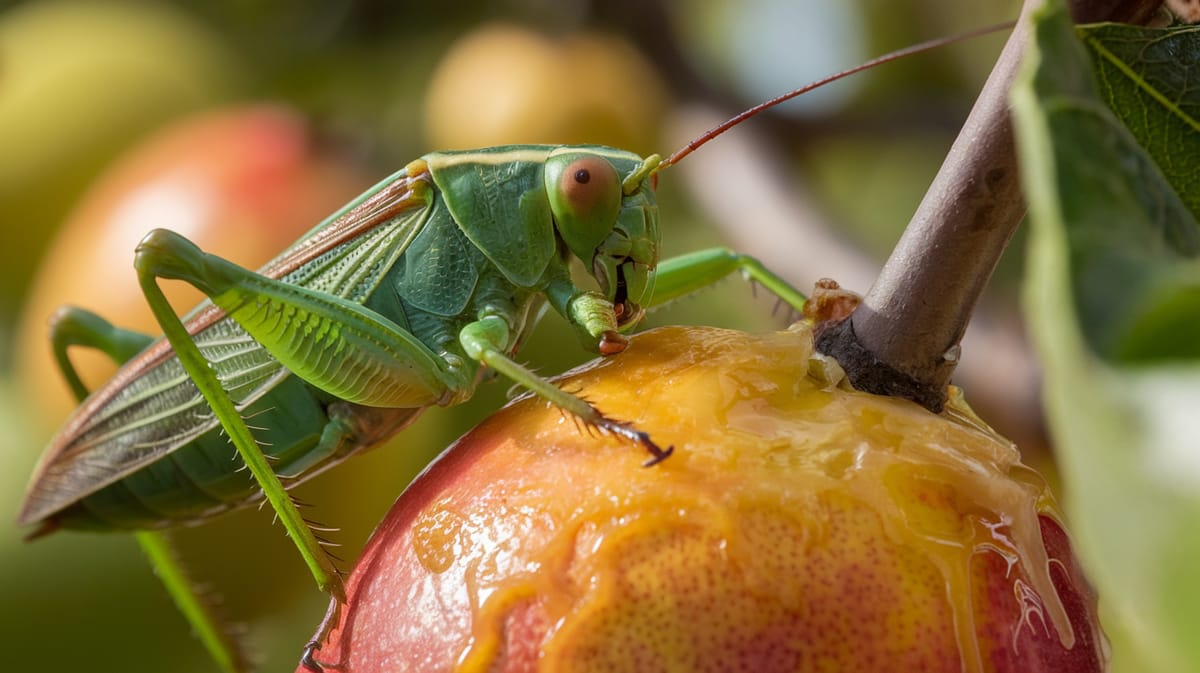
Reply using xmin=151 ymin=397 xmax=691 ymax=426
xmin=17 ymin=24 xmax=1009 ymax=673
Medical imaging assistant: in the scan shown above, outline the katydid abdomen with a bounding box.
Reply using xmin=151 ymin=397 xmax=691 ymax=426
xmin=47 ymin=366 xmax=421 ymax=531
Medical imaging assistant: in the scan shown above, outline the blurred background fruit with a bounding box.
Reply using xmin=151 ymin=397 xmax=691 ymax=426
xmin=0 ymin=1 xmax=1033 ymax=672
xmin=0 ymin=0 xmax=237 ymax=333
xmin=423 ymin=24 xmax=667 ymax=153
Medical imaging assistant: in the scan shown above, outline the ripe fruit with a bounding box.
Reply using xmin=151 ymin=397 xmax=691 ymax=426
xmin=302 ymin=324 xmax=1106 ymax=672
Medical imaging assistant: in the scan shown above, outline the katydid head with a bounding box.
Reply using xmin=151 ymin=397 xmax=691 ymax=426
xmin=545 ymin=147 xmax=662 ymax=333
xmin=538 ymin=22 xmax=1010 ymax=353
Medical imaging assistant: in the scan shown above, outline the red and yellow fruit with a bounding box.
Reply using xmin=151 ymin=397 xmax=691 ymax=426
xmin=303 ymin=323 xmax=1105 ymax=673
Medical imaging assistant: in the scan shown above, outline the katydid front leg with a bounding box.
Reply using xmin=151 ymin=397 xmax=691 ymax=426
xmin=649 ymin=248 xmax=808 ymax=314
xmin=48 ymin=307 xmax=248 ymax=673
xmin=459 ymin=313 xmax=673 ymax=465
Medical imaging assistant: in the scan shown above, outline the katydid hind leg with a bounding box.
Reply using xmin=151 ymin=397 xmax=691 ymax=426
xmin=133 ymin=232 xmax=477 ymax=669
xmin=135 ymin=530 xmax=251 ymax=673
xmin=47 ymin=307 xmax=250 ymax=673
xmin=135 ymin=227 xmax=465 ymax=408
xmin=649 ymin=247 xmax=808 ymax=316
xmin=459 ymin=315 xmax=673 ymax=466
xmin=300 ymin=599 xmax=344 ymax=672
xmin=49 ymin=306 xmax=155 ymax=401
xmin=134 ymin=231 xmax=347 ymax=604
xmin=129 ymin=226 xmax=463 ymax=670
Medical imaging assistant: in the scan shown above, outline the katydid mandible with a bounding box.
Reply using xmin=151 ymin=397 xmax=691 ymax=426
xmin=17 ymin=24 xmax=1009 ymax=673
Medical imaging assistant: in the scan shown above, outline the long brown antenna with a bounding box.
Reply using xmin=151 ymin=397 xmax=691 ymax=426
xmin=658 ymin=20 xmax=1016 ymax=170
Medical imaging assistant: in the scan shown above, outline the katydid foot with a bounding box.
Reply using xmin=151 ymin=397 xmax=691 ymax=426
xmin=588 ymin=415 xmax=674 ymax=466
xmin=299 ymin=599 xmax=343 ymax=672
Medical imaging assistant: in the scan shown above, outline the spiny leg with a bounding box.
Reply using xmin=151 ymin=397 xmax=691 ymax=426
xmin=49 ymin=307 xmax=248 ymax=673
xmin=136 ymin=530 xmax=248 ymax=673
xmin=648 ymin=247 xmax=808 ymax=315
xmin=460 ymin=314 xmax=673 ymax=466
xmin=133 ymin=233 xmax=346 ymax=604
xmin=136 ymin=229 xmax=459 ymax=409
xmin=135 ymin=228 xmax=473 ymax=670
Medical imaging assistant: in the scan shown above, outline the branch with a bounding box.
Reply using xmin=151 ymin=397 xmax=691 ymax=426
xmin=814 ymin=0 xmax=1164 ymax=412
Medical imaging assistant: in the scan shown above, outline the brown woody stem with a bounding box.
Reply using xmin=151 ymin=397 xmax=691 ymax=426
xmin=815 ymin=0 xmax=1163 ymax=412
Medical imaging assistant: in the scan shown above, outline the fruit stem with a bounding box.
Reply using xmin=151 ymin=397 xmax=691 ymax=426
xmin=814 ymin=0 xmax=1164 ymax=412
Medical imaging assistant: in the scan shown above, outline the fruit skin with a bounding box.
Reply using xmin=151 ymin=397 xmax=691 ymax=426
xmin=15 ymin=104 xmax=372 ymax=434
xmin=302 ymin=324 xmax=1106 ymax=673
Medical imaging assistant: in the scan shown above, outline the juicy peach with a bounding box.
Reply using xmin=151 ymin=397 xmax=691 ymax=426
xmin=302 ymin=324 xmax=1105 ymax=673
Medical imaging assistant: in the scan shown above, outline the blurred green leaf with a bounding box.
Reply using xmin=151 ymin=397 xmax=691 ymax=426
xmin=1012 ymin=3 xmax=1200 ymax=673
xmin=1079 ymin=23 xmax=1200 ymax=219
xmin=1035 ymin=20 xmax=1200 ymax=363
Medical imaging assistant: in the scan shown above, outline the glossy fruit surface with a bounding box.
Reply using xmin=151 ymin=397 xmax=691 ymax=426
xmin=303 ymin=323 xmax=1106 ymax=673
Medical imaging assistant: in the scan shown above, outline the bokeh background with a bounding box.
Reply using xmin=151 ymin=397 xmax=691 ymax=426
xmin=0 ymin=1 xmax=1023 ymax=671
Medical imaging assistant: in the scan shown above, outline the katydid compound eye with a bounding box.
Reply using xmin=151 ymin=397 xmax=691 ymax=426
xmin=545 ymin=153 xmax=623 ymax=264
xmin=559 ymin=156 xmax=618 ymax=216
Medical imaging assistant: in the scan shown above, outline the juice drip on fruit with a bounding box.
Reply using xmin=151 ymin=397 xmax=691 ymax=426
xmin=413 ymin=325 xmax=1086 ymax=673
xmin=850 ymin=390 xmax=1076 ymax=655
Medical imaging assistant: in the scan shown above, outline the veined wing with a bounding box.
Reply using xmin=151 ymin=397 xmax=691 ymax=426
xmin=19 ymin=166 xmax=435 ymax=525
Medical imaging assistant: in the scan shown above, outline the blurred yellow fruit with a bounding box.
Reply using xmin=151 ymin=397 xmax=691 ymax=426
xmin=423 ymin=24 xmax=668 ymax=154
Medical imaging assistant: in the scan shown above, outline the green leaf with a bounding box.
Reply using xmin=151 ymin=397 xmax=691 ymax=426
xmin=1012 ymin=4 xmax=1200 ymax=673
xmin=1080 ymin=23 xmax=1200 ymax=362
xmin=1076 ymin=23 xmax=1200 ymax=363
xmin=1079 ymin=23 xmax=1200 ymax=220
xmin=1033 ymin=20 xmax=1200 ymax=364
